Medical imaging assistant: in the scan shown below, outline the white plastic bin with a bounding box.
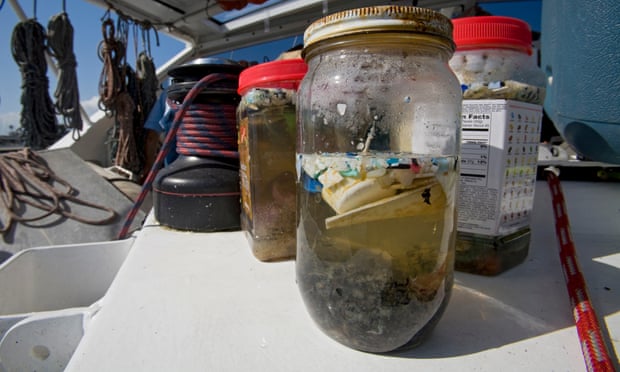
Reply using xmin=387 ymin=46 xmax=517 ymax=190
xmin=0 ymin=238 xmax=133 ymax=371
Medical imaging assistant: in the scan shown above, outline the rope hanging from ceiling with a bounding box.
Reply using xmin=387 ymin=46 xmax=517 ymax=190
xmin=11 ymin=18 xmax=62 ymax=150
xmin=132 ymin=51 xmax=158 ymax=180
xmin=98 ymin=9 xmax=161 ymax=179
xmin=48 ymin=11 xmax=83 ymax=140
xmin=137 ymin=51 xmax=158 ymax=122
xmin=98 ymin=15 xmax=142 ymax=175
xmin=98 ymin=18 xmax=126 ymax=114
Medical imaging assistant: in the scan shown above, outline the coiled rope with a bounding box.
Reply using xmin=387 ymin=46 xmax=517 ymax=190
xmin=137 ymin=51 xmax=158 ymax=116
xmin=0 ymin=148 xmax=117 ymax=234
xmin=545 ymin=168 xmax=615 ymax=371
xmin=47 ymin=12 xmax=83 ymax=140
xmin=113 ymin=90 xmax=139 ymax=173
xmin=98 ymin=18 xmax=124 ymax=113
xmin=117 ymin=73 xmax=238 ymax=239
xmin=169 ymin=102 xmax=238 ymax=158
xmin=134 ymin=51 xmax=159 ymax=179
xmin=98 ymin=17 xmax=142 ymax=174
xmin=11 ymin=19 xmax=61 ymax=150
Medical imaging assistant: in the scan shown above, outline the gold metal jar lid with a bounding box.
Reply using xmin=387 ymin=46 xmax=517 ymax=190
xmin=303 ymin=6 xmax=454 ymax=49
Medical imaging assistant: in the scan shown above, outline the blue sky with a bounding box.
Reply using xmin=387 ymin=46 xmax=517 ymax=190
xmin=0 ymin=1 xmax=542 ymax=135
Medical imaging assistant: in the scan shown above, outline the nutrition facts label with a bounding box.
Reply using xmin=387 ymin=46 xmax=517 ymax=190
xmin=461 ymin=116 xmax=491 ymax=187
xmin=458 ymin=100 xmax=542 ymax=235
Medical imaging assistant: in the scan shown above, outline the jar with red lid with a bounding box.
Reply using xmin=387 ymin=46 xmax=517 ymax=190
xmin=237 ymin=59 xmax=307 ymax=261
xmin=449 ymin=16 xmax=545 ymax=104
xmin=449 ymin=16 xmax=545 ymax=275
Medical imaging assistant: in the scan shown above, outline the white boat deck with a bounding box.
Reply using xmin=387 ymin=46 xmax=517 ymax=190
xmin=63 ymin=180 xmax=620 ymax=371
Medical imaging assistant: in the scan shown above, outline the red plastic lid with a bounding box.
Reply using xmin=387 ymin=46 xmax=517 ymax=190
xmin=451 ymin=16 xmax=533 ymax=55
xmin=237 ymin=58 xmax=308 ymax=94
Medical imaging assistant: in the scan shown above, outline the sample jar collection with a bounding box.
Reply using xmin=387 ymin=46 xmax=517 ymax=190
xmin=449 ymin=16 xmax=546 ymax=276
xmin=188 ymin=6 xmax=543 ymax=353
xmin=295 ymin=6 xmax=461 ymax=352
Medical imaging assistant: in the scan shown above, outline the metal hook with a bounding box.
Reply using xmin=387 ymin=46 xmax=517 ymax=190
xmin=153 ymin=27 xmax=160 ymax=48
xmin=133 ymin=23 xmax=140 ymax=63
xmin=146 ymin=29 xmax=152 ymax=57
xmin=141 ymin=25 xmax=147 ymax=53
xmin=101 ymin=8 xmax=111 ymax=22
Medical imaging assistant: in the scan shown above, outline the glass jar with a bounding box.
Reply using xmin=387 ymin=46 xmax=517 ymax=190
xmin=449 ymin=16 xmax=546 ymax=275
xmin=296 ymin=6 xmax=461 ymax=353
xmin=237 ymin=59 xmax=307 ymax=261
xmin=449 ymin=16 xmax=546 ymax=104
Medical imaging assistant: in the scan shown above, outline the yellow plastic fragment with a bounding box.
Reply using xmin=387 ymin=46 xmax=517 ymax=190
xmin=325 ymin=179 xmax=445 ymax=230
xmin=321 ymin=175 xmax=397 ymax=214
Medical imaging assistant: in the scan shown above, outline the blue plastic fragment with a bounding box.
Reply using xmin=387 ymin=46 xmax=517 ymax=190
xmin=302 ymin=173 xmax=323 ymax=193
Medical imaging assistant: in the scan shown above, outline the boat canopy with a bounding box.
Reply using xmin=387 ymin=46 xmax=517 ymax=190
xmin=82 ymin=0 xmax=513 ymax=72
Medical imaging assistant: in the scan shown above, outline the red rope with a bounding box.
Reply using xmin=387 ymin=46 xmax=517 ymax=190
xmin=169 ymin=102 xmax=238 ymax=158
xmin=545 ymin=169 xmax=616 ymax=371
xmin=117 ymin=73 xmax=237 ymax=239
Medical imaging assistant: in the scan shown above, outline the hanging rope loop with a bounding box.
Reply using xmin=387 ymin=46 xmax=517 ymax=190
xmin=11 ymin=18 xmax=61 ymax=150
xmin=114 ymin=91 xmax=140 ymax=172
xmin=137 ymin=50 xmax=158 ymax=112
xmin=48 ymin=11 xmax=83 ymax=138
xmin=98 ymin=18 xmax=124 ymax=113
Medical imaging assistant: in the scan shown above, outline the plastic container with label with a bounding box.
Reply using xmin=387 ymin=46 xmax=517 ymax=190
xmin=237 ymin=59 xmax=307 ymax=261
xmin=296 ymin=6 xmax=461 ymax=352
xmin=449 ymin=16 xmax=546 ymax=105
xmin=449 ymin=16 xmax=546 ymax=275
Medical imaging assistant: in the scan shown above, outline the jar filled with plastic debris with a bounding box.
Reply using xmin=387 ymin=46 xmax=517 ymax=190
xmin=296 ymin=6 xmax=461 ymax=352
xmin=449 ymin=16 xmax=546 ymax=104
xmin=449 ymin=16 xmax=546 ymax=275
xmin=237 ymin=59 xmax=307 ymax=261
